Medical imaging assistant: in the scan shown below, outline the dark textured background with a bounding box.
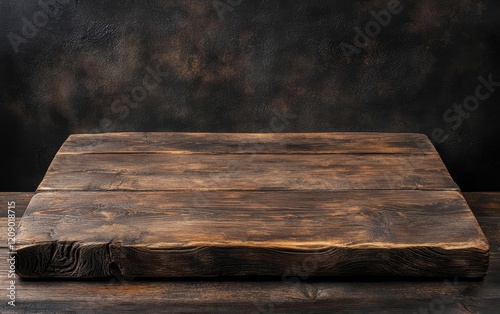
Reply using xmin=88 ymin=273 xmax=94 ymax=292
xmin=1 ymin=0 xmax=499 ymax=192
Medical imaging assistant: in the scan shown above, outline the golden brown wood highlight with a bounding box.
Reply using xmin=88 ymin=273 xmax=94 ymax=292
xmin=16 ymin=133 xmax=489 ymax=278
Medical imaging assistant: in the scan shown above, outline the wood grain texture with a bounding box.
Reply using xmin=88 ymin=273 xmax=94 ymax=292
xmin=0 ymin=192 xmax=32 ymax=217
xmin=16 ymin=132 xmax=487 ymax=278
xmin=1 ymin=192 xmax=498 ymax=313
xmin=38 ymin=153 xmax=458 ymax=192
xmin=0 ymin=193 xmax=31 ymax=244
xmin=4 ymin=254 xmax=500 ymax=314
xmin=59 ymin=132 xmax=437 ymax=155
xmin=39 ymin=132 xmax=457 ymax=192
xmin=464 ymin=192 xmax=500 ymax=217
xmin=17 ymin=191 xmax=488 ymax=278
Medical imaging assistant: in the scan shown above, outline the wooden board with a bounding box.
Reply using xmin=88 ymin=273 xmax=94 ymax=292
xmin=3 ymin=192 xmax=500 ymax=313
xmin=16 ymin=133 xmax=489 ymax=278
xmin=38 ymin=133 xmax=457 ymax=192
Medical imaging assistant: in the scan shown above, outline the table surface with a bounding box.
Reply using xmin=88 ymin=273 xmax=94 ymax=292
xmin=0 ymin=192 xmax=499 ymax=313
xmin=18 ymin=132 xmax=489 ymax=279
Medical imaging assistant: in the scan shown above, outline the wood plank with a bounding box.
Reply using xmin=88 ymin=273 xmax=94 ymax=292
xmin=0 ymin=193 xmax=32 ymax=250
xmin=2 ymin=249 xmax=500 ymax=313
xmin=19 ymin=191 xmax=497 ymax=218
xmin=16 ymin=190 xmax=489 ymax=278
xmin=38 ymin=153 xmax=458 ymax=192
xmin=464 ymin=192 xmax=500 ymax=217
xmin=0 ymin=192 xmax=498 ymax=312
xmin=0 ymin=192 xmax=488 ymax=242
xmin=17 ymin=133 xmax=484 ymax=279
xmin=59 ymin=132 xmax=436 ymax=155
xmin=477 ymin=218 xmax=500 ymax=252
xmin=0 ymin=192 xmax=32 ymax=218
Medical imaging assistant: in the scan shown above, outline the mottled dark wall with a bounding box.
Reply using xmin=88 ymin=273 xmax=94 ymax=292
xmin=1 ymin=0 xmax=499 ymax=192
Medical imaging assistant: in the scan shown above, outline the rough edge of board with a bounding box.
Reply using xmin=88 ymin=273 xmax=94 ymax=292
xmin=16 ymin=241 xmax=489 ymax=278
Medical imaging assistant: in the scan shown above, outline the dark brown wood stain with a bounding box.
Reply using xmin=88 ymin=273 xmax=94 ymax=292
xmin=16 ymin=132 xmax=489 ymax=278
xmin=1 ymin=192 xmax=499 ymax=312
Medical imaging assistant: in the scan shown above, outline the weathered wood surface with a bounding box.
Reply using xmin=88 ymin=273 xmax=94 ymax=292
xmin=16 ymin=133 xmax=487 ymax=278
xmin=1 ymin=192 xmax=499 ymax=313
xmin=0 ymin=193 xmax=31 ymax=216
xmin=39 ymin=133 xmax=458 ymax=192
xmin=38 ymin=153 xmax=458 ymax=191
xmin=16 ymin=190 xmax=489 ymax=278
xmin=58 ymin=132 xmax=437 ymax=155
xmin=0 ymin=193 xmax=30 ymax=238
xmin=463 ymin=192 xmax=500 ymax=217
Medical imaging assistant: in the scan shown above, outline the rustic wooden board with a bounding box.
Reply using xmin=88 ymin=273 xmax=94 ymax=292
xmin=16 ymin=132 xmax=488 ymax=278
xmin=37 ymin=153 xmax=458 ymax=192
xmin=17 ymin=190 xmax=489 ymax=278
xmin=38 ymin=132 xmax=457 ymax=192
xmin=3 ymin=192 xmax=499 ymax=313
xmin=58 ymin=132 xmax=437 ymax=155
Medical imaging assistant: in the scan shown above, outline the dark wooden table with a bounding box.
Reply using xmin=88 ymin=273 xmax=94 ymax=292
xmin=16 ymin=133 xmax=490 ymax=279
xmin=1 ymin=192 xmax=499 ymax=313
